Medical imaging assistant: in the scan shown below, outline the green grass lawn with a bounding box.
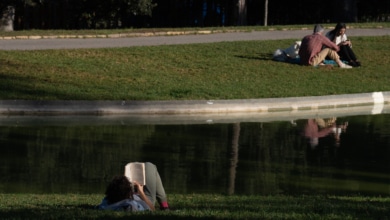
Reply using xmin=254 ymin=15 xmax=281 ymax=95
xmin=0 ymin=194 xmax=389 ymax=219
xmin=1 ymin=35 xmax=389 ymax=101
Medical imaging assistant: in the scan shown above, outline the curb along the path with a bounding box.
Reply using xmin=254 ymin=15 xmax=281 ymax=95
xmin=1 ymin=92 xmax=389 ymax=116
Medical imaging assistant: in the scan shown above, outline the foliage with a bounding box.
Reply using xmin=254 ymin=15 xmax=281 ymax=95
xmin=0 ymin=0 xmax=156 ymax=29
xmin=74 ymin=0 xmax=156 ymax=28
xmin=1 ymin=0 xmax=390 ymax=29
xmin=1 ymin=0 xmax=46 ymax=7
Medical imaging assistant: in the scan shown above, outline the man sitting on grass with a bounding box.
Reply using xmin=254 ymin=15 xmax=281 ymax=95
xmin=298 ymin=24 xmax=352 ymax=69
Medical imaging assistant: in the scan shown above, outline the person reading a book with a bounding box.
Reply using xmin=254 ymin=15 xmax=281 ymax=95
xmin=97 ymin=162 xmax=170 ymax=211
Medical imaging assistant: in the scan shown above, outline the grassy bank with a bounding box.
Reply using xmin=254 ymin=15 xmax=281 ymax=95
xmin=1 ymin=35 xmax=390 ymax=100
xmin=0 ymin=194 xmax=389 ymax=219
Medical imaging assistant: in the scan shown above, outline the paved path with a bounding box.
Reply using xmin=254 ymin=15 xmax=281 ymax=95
xmin=1 ymin=28 xmax=389 ymax=50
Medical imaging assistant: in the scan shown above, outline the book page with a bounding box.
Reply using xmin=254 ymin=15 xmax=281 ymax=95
xmin=124 ymin=162 xmax=146 ymax=185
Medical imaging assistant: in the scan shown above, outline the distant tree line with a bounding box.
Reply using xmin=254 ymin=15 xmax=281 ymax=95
xmin=1 ymin=0 xmax=390 ymax=30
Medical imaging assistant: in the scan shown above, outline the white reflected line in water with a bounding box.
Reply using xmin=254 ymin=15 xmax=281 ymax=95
xmin=372 ymin=92 xmax=384 ymax=115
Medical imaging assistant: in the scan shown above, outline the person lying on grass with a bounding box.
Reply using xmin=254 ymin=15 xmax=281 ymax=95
xmin=97 ymin=162 xmax=169 ymax=211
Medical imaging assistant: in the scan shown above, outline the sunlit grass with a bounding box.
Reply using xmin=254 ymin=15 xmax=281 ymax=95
xmin=1 ymin=35 xmax=389 ymax=100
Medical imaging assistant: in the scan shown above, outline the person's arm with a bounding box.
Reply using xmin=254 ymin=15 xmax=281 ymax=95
xmin=322 ymin=35 xmax=340 ymax=51
xmin=341 ymin=34 xmax=352 ymax=47
xmin=316 ymin=125 xmax=336 ymax=138
xmin=133 ymin=182 xmax=155 ymax=211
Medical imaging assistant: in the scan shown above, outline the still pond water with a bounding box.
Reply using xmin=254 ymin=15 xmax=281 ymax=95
xmin=0 ymin=109 xmax=389 ymax=196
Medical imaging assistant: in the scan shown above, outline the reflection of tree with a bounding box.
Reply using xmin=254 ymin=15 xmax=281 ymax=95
xmin=0 ymin=125 xmax=155 ymax=193
xmin=228 ymin=123 xmax=240 ymax=195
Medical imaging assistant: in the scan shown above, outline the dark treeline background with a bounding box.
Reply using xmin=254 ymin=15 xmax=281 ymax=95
xmin=1 ymin=0 xmax=390 ymax=30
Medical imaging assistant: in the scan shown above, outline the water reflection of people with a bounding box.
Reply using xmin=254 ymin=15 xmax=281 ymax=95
xmin=332 ymin=121 xmax=348 ymax=146
xmin=303 ymin=118 xmax=336 ymax=148
xmin=303 ymin=118 xmax=349 ymax=148
xmin=303 ymin=118 xmax=349 ymax=168
xmin=97 ymin=162 xmax=169 ymax=211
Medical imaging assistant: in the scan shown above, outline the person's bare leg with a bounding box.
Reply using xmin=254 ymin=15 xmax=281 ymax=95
xmin=326 ymin=49 xmax=352 ymax=68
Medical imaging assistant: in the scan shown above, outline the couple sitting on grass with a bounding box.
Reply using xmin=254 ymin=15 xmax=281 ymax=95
xmin=274 ymin=23 xmax=360 ymax=68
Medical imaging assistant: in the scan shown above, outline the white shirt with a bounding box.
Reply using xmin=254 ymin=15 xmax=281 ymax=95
xmin=325 ymin=32 xmax=348 ymax=46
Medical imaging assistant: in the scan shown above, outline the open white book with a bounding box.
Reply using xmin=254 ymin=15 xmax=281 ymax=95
xmin=124 ymin=162 xmax=146 ymax=185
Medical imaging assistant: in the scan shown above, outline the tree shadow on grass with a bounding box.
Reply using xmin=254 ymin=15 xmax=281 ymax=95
xmin=0 ymin=198 xmax=264 ymax=219
xmin=0 ymin=205 xmax=212 ymax=220
xmin=0 ymin=207 xmax=198 ymax=220
xmin=235 ymin=53 xmax=304 ymax=67
xmin=235 ymin=52 xmax=273 ymax=61
xmin=0 ymin=59 xmax=92 ymax=100
xmin=1 ymin=196 xmax=389 ymax=220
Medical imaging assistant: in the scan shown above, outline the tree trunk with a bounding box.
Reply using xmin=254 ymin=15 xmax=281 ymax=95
xmin=264 ymin=0 xmax=268 ymax=26
xmin=237 ymin=0 xmax=246 ymax=25
xmin=0 ymin=6 xmax=15 ymax=31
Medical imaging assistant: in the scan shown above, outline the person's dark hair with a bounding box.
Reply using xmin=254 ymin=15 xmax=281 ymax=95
xmin=105 ymin=175 xmax=134 ymax=204
xmin=329 ymin=22 xmax=347 ymax=41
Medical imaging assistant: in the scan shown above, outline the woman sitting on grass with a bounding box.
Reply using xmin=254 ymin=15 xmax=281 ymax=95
xmin=97 ymin=162 xmax=169 ymax=211
xmin=326 ymin=23 xmax=361 ymax=67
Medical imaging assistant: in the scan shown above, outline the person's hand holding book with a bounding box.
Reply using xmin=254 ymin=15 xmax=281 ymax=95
xmin=133 ymin=181 xmax=144 ymax=193
xmin=133 ymin=181 xmax=155 ymax=211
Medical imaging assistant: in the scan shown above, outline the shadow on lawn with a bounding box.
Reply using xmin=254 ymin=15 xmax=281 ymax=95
xmin=0 ymin=206 xmax=203 ymax=220
xmin=0 ymin=197 xmax=389 ymax=220
xmin=235 ymin=53 xmax=273 ymax=61
xmin=0 ymin=74 xmax=49 ymax=98
xmin=0 ymin=59 xmax=92 ymax=100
